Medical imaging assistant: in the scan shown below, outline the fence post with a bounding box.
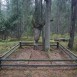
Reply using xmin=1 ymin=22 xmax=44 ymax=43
xmin=57 ymin=42 xmax=59 ymax=48
xmin=19 ymin=42 xmax=22 ymax=48
xmin=0 ymin=57 xmax=1 ymax=69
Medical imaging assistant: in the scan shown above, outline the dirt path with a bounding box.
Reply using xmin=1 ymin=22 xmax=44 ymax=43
xmin=29 ymin=49 xmax=51 ymax=65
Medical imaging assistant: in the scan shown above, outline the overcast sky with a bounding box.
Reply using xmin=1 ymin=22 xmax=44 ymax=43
xmin=1 ymin=0 xmax=7 ymax=10
xmin=2 ymin=0 xmax=6 ymax=5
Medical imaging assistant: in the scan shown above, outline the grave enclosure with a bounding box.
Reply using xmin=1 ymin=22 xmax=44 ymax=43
xmin=0 ymin=41 xmax=77 ymax=69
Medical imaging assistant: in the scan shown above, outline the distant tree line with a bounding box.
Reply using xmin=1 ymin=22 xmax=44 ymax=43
xmin=0 ymin=0 xmax=33 ymax=40
xmin=0 ymin=0 xmax=77 ymax=49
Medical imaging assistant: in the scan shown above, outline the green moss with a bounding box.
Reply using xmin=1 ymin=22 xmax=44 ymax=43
xmin=0 ymin=41 xmax=18 ymax=54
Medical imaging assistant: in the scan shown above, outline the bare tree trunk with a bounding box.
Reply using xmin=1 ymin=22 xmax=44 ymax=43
xmin=0 ymin=0 xmax=1 ymax=16
xmin=68 ymin=0 xmax=77 ymax=49
xmin=0 ymin=0 xmax=1 ymax=13
xmin=42 ymin=1 xmax=46 ymax=50
xmin=33 ymin=0 xmax=45 ymax=50
xmin=45 ymin=0 xmax=51 ymax=51
xmin=42 ymin=26 xmax=45 ymax=50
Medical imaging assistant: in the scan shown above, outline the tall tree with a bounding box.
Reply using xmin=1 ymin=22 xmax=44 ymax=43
xmin=0 ymin=0 xmax=1 ymax=14
xmin=32 ymin=0 xmax=45 ymax=49
xmin=45 ymin=0 xmax=51 ymax=51
xmin=10 ymin=0 xmax=22 ymax=39
xmin=51 ymin=0 xmax=71 ymax=34
xmin=68 ymin=0 xmax=77 ymax=49
xmin=22 ymin=0 xmax=33 ymax=37
xmin=0 ymin=0 xmax=6 ymax=40
xmin=42 ymin=1 xmax=46 ymax=50
xmin=55 ymin=0 xmax=68 ymax=34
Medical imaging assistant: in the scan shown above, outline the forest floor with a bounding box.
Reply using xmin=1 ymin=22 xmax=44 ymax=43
xmin=0 ymin=46 xmax=77 ymax=77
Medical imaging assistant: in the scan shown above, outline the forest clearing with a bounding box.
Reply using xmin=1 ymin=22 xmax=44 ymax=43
xmin=0 ymin=0 xmax=77 ymax=77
